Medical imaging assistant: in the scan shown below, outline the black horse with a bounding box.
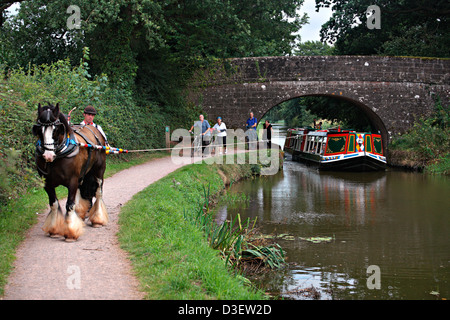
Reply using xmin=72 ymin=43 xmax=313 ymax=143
xmin=33 ymin=103 xmax=109 ymax=241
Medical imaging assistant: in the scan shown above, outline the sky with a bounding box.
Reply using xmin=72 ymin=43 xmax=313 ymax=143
xmin=297 ymin=0 xmax=333 ymax=42
xmin=6 ymin=0 xmax=333 ymax=43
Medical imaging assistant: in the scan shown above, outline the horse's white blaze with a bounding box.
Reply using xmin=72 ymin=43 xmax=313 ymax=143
xmin=42 ymin=126 xmax=55 ymax=149
xmin=42 ymin=126 xmax=56 ymax=162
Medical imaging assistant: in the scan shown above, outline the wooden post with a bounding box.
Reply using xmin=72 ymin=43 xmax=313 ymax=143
xmin=165 ymin=126 xmax=170 ymax=153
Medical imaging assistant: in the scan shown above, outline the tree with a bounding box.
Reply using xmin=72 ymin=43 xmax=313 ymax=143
xmin=0 ymin=1 xmax=87 ymax=68
xmin=0 ymin=0 xmax=26 ymax=27
xmin=303 ymin=96 xmax=374 ymax=131
xmin=1 ymin=0 xmax=308 ymax=99
xmin=266 ymin=96 xmax=374 ymax=131
xmin=295 ymin=40 xmax=334 ymax=56
xmin=315 ymin=0 xmax=450 ymax=57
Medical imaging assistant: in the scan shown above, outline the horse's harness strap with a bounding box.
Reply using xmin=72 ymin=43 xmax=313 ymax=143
xmin=74 ymin=126 xmax=98 ymax=184
xmin=56 ymin=131 xmax=79 ymax=159
xmin=79 ymin=147 xmax=92 ymax=184
xmin=80 ymin=125 xmax=103 ymax=145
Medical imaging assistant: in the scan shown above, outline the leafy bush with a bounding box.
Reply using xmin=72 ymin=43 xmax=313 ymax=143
xmin=0 ymin=51 xmax=167 ymax=205
xmin=389 ymin=97 xmax=449 ymax=173
xmin=426 ymin=153 xmax=450 ymax=175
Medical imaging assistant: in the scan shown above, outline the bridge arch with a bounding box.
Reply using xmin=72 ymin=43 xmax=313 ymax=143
xmin=187 ymin=55 xmax=449 ymax=148
xmin=259 ymin=93 xmax=389 ymax=145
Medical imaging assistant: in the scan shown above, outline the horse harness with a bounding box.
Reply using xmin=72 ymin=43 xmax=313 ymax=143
xmin=35 ymin=118 xmax=78 ymax=159
xmin=35 ymin=123 xmax=104 ymax=183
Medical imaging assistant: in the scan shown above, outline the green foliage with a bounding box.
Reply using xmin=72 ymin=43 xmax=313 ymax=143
xmin=316 ymin=0 xmax=450 ymax=57
xmin=0 ymin=185 xmax=47 ymax=296
xmin=264 ymin=96 xmax=373 ymax=131
xmin=295 ymin=40 xmax=335 ymax=56
xmin=426 ymin=153 xmax=450 ymax=175
xmin=0 ymin=0 xmax=85 ymax=68
xmin=241 ymin=244 xmax=286 ymax=270
xmin=1 ymin=0 xmax=309 ymax=121
xmin=390 ymin=97 xmax=450 ymax=173
xmin=184 ymin=185 xmax=286 ymax=271
xmin=0 ymin=55 xmax=165 ymax=205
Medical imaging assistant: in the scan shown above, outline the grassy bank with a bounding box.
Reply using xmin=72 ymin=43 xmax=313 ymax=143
xmin=388 ymin=99 xmax=449 ymax=175
xmin=117 ymin=156 xmax=268 ymax=299
xmin=0 ymin=152 xmax=167 ymax=297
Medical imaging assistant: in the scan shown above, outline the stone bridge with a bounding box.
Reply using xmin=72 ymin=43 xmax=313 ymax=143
xmin=187 ymin=56 xmax=449 ymax=147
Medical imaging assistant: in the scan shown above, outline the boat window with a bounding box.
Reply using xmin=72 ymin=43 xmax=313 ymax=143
xmin=365 ymin=135 xmax=372 ymax=152
xmin=326 ymin=136 xmax=347 ymax=154
xmin=311 ymin=137 xmax=316 ymax=153
xmin=347 ymin=134 xmax=355 ymax=153
xmin=303 ymin=137 xmax=309 ymax=152
xmin=373 ymin=136 xmax=383 ymax=155
xmin=295 ymin=136 xmax=301 ymax=151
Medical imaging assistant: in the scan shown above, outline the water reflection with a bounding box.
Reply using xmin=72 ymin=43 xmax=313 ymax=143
xmin=216 ymin=158 xmax=450 ymax=300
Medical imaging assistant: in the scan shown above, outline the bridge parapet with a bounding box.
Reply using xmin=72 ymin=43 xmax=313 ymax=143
xmin=194 ymin=56 xmax=449 ymax=86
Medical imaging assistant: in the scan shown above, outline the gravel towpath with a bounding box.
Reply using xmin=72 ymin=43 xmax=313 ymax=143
xmin=3 ymin=156 xmax=188 ymax=300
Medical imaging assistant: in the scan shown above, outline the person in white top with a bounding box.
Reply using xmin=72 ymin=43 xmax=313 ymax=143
xmin=212 ymin=116 xmax=227 ymax=154
xmin=80 ymin=105 xmax=109 ymax=146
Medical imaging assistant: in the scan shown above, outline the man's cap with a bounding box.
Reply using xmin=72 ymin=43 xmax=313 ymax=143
xmin=84 ymin=106 xmax=97 ymax=115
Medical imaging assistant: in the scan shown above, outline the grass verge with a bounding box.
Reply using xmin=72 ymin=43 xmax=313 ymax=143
xmin=117 ymin=155 xmax=268 ymax=299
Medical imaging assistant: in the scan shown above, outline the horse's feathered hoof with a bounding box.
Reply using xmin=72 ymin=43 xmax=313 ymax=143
xmin=64 ymin=210 xmax=84 ymax=241
xmin=88 ymin=198 xmax=109 ymax=227
xmin=42 ymin=201 xmax=65 ymax=237
xmin=75 ymin=189 xmax=91 ymax=220
xmin=49 ymin=233 xmax=63 ymax=238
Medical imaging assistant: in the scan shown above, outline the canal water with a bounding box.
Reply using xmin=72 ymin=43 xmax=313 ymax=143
xmin=215 ymin=127 xmax=450 ymax=299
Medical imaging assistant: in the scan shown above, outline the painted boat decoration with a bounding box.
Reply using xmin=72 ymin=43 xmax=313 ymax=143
xmin=284 ymin=128 xmax=386 ymax=171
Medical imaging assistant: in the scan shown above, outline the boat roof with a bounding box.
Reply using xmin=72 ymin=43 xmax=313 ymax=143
xmin=288 ymin=127 xmax=381 ymax=137
xmin=308 ymin=131 xmax=328 ymax=136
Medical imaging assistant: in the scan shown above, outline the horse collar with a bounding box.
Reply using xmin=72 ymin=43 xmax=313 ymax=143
xmin=36 ymin=131 xmax=79 ymax=160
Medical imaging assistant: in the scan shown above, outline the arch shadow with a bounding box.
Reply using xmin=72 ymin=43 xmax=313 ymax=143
xmin=261 ymin=94 xmax=389 ymax=151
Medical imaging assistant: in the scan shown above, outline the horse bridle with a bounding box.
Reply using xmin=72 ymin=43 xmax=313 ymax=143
xmin=35 ymin=118 xmax=67 ymax=152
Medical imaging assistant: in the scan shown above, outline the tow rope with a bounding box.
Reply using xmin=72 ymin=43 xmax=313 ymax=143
xmin=78 ymin=143 xmax=128 ymax=154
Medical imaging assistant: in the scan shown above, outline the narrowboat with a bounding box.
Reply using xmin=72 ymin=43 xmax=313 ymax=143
xmin=284 ymin=128 xmax=386 ymax=171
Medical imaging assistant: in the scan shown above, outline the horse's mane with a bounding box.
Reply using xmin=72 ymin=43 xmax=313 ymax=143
xmin=58 ymin=109 xmax=73 ymax=134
